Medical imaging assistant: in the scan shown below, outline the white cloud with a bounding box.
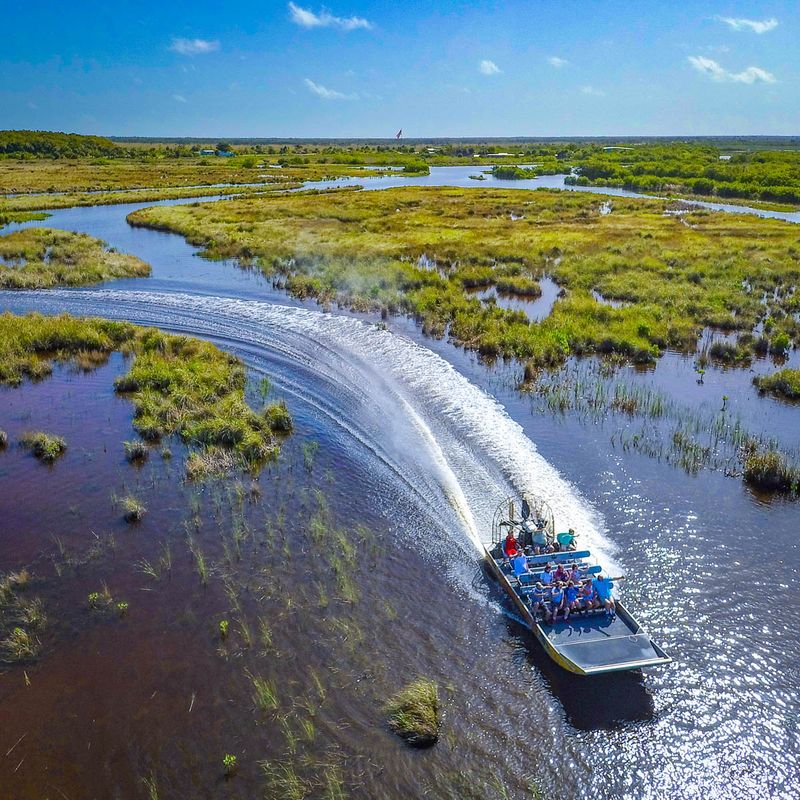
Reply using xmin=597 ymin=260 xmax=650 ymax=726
xmin=289 ymin=3 xmax=372 ymax=31
xmin=172 ymin=93 xmax=188 ymax=103
xmin=479 ymin=59 xmax=501 ymax=75
xmin=304 ymin=78 xmax=358 ymax=100
xmin=716 ymin=16 xmax=778 ymax=34
xmin=169 ymin=38 xmax=220 ymax=55
xmin=687 ymin=55 xmax=776 ymax=84
xmin=547 ymin=56 xmax=568 ymax=68
xmin=580 ymin=85 xmax=604 ymax=96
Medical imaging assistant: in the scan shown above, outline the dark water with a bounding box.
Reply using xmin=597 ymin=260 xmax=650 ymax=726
xmin=1 ymin=188 xmax=799 ymax=799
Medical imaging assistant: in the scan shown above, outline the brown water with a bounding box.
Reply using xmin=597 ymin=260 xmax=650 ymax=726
xmin=1 ymin=193 xmax=799 ymax=799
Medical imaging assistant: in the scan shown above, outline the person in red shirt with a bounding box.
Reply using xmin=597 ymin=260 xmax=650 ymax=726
xmin=504 ymin=530 xmax=522 ymax=560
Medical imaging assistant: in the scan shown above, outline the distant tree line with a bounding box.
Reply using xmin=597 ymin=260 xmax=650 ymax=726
xmin=0 ymin=130 xmax=120 ymax=158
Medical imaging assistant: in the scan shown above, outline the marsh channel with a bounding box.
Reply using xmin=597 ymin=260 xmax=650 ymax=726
xmin=0 ymin=168 xmax=798 ymax=800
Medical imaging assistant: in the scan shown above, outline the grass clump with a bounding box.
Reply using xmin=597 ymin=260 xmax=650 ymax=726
xmin=743 ymin=448 xmax=800 ymax=493
xmin=0 ymin=227 xmax=150 ymax=289
xmin=263 ymin=400 xmax=293 ymax=433
xmin=754 ymin=369 xmax=800 ymax=402
xmin=120 ymin=494 xmax=146 ymax=523
xmin=385 ymin=679 xmax=440 ymax=747
xmin=124 ymin=439 xmax=148 ymax=462
xmin=0 ymin=626 xmax=40 ymax=662
xmin=19 ymin=430 xmax=66 ymax=462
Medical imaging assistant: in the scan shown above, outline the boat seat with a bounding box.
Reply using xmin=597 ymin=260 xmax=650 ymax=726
xmin=527 ymin=550 xmax=590 ymax=565
xmin=516 ymin=564 xmax=600 ymax=587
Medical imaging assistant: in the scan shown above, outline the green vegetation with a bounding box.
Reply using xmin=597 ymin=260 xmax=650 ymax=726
xmin=124 ymin=440 xmax=148 ymax=462
xmin=743 ymin=447 xmax=800 ymax=493
xmin=0 ymin=210 xmax=49 ymax=228
xmin=0 ymin=130 xmax=119 ymax=159
xmin=0 ymin=227 xmax=150 ymax=289
xmin=19 ymin=431 xmax=66 ymax=462
xmin=222 ymin=753 xmax=238 ymax=778
xmin=385 ymin=679 xmax=440 ymax=747
xmin=565 ymin=142 xmax=800 ymax=206
xmin=129 ymin=186 xmax=800 ymax=367
xmin=492 ymin=163 xmax=569 ymax=179
xmin=754 ymin=369 xmax=800 ymax=401
xmin=0 ymin=312 xmax=290 ymax=474
xmin=1 ymin=569 xmax=44 ymax=663
xmin=120 ymin=494 xmax=147 ymax=523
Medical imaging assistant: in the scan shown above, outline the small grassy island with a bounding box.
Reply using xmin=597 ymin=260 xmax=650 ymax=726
xmin=385 ymin=679 xmax=440 ymax=747
xmin=0 ymin=227 xmax=150 ymax=288
xmin=0 ymin=312 xmax=291 ymax=475
xmin=753 ymin=369 xmax=800 ymax=401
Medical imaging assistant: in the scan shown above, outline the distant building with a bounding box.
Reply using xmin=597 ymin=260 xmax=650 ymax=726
xmin=217 ymin=150 xmax=235 ymax=157
xmin=719 ymin=155 xmax=732 ymax=161
xmin=199 ymin=149 xmax=215 ymax=155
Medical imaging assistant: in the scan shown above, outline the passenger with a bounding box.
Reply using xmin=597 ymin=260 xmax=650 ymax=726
xmin=592 ymin=574 xmax=616 ymax=616
xmin=553 ymin=563 xmax=569 ymax=583
xmin=569 ymin=562 xmax=584 ymax=584
xmin=549 ymin=583 xmax=565 ymax=622
xmin=532 ymin=526 xmax=548 ymax=554
xmin=564 ymin=581 xmax=580 ymax=621
xmin=538 ymin=563 xmax=554 ymax=586
xmin=503 ymin=529 xmax=522 ymax=561
xmin=580 ymin=580 xmax=596 ymax=612
xmin=511 ymin=552 xmax=530 ymax=578
xmin=530 ymin=582 xmax=547 ymax=618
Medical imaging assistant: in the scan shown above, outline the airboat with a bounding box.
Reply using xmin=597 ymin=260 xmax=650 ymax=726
xmin=484 ymin=494 xmax=672 ymax=675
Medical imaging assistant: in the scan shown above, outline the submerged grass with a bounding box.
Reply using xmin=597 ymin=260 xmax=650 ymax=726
xmin=385 ymin=679 xmax=440 ymax=747
xmin=0 ymin=227 xmax=150 ymax=289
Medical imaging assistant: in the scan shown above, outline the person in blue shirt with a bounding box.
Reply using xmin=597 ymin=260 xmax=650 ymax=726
xmin=549 ymin=583 xmax=565 ymax=622
xmin=529 ymin=582 xmax=547 ymax=619
xmin=511 ymin=553 xmax=530 ymax=578
xmin=563 ymin=581 xmax=580 ymax=621
xmin=592 ymin=574 xmax=616 ymax=616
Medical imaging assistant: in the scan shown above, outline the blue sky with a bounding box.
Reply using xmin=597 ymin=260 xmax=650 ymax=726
xmin=1 ymin=1 xmax=797 ymax=137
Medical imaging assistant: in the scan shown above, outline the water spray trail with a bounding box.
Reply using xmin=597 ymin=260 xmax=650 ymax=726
xmin=10 ymin=289 xmax=618 ymax=570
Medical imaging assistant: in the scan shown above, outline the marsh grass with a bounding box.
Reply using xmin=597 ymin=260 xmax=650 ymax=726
xmin=124 ymin=440 xmax=148 ymax=463
xmin=19 ymin=430 xmax=66 ymax=462
xmin=385 ymin=679 xmax=440 ymax=747
xmin=754 ymin=368 xmax=800 ymax=402
xmin=120 ymin=494 xmax=146 ymax=523
xmin=0 ymin=626 xmax=40 ymax=662
xmin=248 ymin=671 xmax=279 ymax=713
xmin=1 ymin=313 xmax=290 ymax=474
xmin=129 ymin=186 xmax=800 ymax=367
xmin=743 ymin=448 xmax=800 ymax=493
xmin=188 ymin=539 xmax=209 ymax=585
xmin=0 ymin=228 xmax=150 ymax=289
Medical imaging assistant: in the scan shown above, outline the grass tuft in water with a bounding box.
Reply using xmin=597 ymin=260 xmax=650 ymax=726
xmin=754 ymin=368 xmax=800 ymax=402
xmin=0 ymin=429 xmax=7 ymax=449
xmin=19 ymin=430 xmax=66 ymax=462
xmin=743 ymin=447 xmax=800 ymax=493
xmin=1 ymin=626 xmax=41 ymax=662
xmin=120 ymin=494 xmax=146 ymax=523
xmin=385 ymin=679 xmax=440 ymax=747
xmin=124 ymin=440 xmax=148 ymax=463
xmin=248 ymin=670 xmax=279 ymax=713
